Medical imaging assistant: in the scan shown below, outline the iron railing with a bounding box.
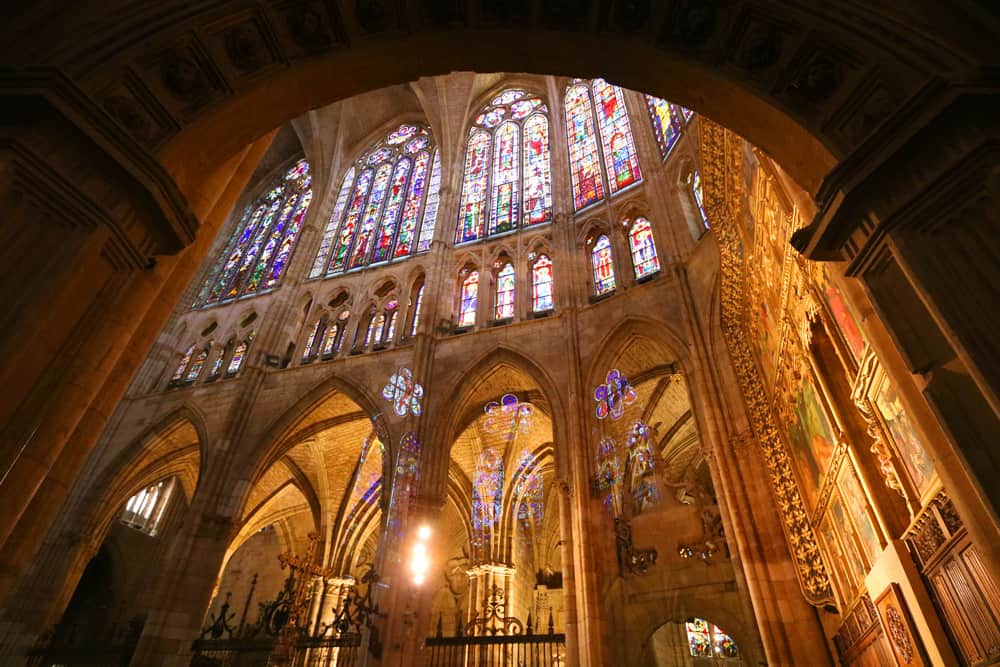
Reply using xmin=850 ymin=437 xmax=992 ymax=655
xmin=424 ymin=631 xmax=567 ymax=667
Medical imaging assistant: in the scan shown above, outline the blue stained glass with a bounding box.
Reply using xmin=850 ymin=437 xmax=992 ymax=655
xmin=591 ymin=235 xmax=616 ymax=295
xmin=310 ymin=167 xmax=355 ymax=278
xmin=645 ymin=95 xmax=692 ymax=160
xmin=417 ymin=151 xmax=441 ymax=252
xmin=457 ymin=130 xmax=490 ymax=243
xmin=349 ymin=162 xmax=393 ymax=269
xmin=628 ymin=216 xmax=660 ymax=279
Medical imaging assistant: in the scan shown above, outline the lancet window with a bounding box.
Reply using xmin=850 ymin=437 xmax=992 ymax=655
xmin=311 ymin=124 xmax=440 ymax=277
xmin=626 ymin=216 xmax=660 ymax=279
xmin=531 ymin=254 xmax=554 ymax=313
xmin=195 ymin=159 xmax=313 ymax=307
xmin=565 ymin=79 xmax=642 ymax=211
xmin=590 ymin=234 xmax=617 ymax=296
xmin=458 ymin=269 xmax=479 ymax=327
xmin=456 ymin=89 xmax=552 ymax=244
xmin=494 ymin=262 xmax=516 ymax=320
xmin=120 ymin=478 xmax=176 ymax=536
xmin=645 ymin=95 xmax=694 ymax=160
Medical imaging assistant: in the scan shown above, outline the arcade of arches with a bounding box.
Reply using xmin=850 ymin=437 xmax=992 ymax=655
xmin=1 ymin=5 xmax=999 ymax=667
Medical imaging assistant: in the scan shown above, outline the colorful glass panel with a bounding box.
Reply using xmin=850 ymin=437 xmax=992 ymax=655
xmin=372 ymin=313 xmax=386 ymax=346
xmin=321 ymin=323 xmax=339 ymax=356
xmin=387 ymin=124 xmax=418 ymax=145
xmin=172 ymin=345 xmax=195 ymax=382
xmin=459 ymin=271 xmax=479 ymax=327
xmin=197 ymin=159 xmax=311 ymax=307
xmin=263 ymin=189 xmax=313 ymax=289
xmin=712 ymin=625 xmax=740 ymax=658
xmin=328 ymin=168 xmax=374 ymax=273
xmin=371 ymin=157 xmax=411 ymax=264
xmin=457 ymin=130 xmax=491 ymax=243
xmin=489 ymin=122 xmax=520 ymax=235
xmin=523 ymin=113 xmax=552 ymax=226
xmin=394 ymin=151 xmax=428 ymax=258
xmin=511 ymin=97 xmax=543 ymax=119
xmin=186 ymin=345 xmax=210 ymax=382
xmin=302 ymin=317 xmax=323 ymax=360
xmin=404 ymin=135 xmax=429 ymax=154
xmin=226 ymin=335 xmax=251 ymax=376
xmin=628 ymin=217 xmax=660 ymax=278
xmin=645 ymin=95 xmax=692 ymax=160
xmin=471 ymin=448 xmax=504 ymax=558
xmin=316 ymin=125 xmax=437 ymax=274
xmin=565 ymin=84 xmax=605 ymax=210
xmin=591 ymin=235 xmax=616 ymax=295
xmin=593 ymin=79 xmax=641 ymax=194
xmin=686 ymin=619 xmax=713 ymax=657
xmin=492 ymin=89 xmax=524 ymax=106
xmin=208 ymin=343 xmax=228 ymax=378
xmin=494 ymin=262 xmax=515 ymax=320
xmin=349 ymin=162 xmax=393 ymax=269
xmin=531 ymin=255 xmax=553 ymax=312
xmin=310 ymin=167 xmax=355 ymax=278
xmin=417 ymin=151 xmax=441 ymax=252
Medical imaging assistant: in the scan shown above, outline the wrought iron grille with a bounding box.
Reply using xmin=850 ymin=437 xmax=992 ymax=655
xmin=423 ymin=586 xmax=566 ymax=667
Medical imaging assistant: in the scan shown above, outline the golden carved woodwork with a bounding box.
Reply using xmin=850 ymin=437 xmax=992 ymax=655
xmin=698 ymin=118 xmax=834 ymax=605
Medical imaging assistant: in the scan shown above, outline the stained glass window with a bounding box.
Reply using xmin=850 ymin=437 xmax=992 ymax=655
xmin=372 ymin=313 xmax=386 ymax=347
xmin=457 ymin=130 xmax=490 ymax=244
xmin=120 ymin=478 xmax=175 ymax=536
xmin=495 ymin=262 xmax=515 ymax=320
xmin=591 ymin=235 xmax=616 ymax=296
xmin=208 ymin=339 xmax=233 ymax=380
xmin=302 ymin=317 xmax=325 ymax=361
xmin=531 ymin=255 xmax=553 ymax=312
xmin=692 ymin=170 xmax=709 ymax=229
xmin=565 ymin=80 xmax=643 ymax=212
xmin=311 ymin=125 xmax=440 ymax=277
xmin=385 ymin=301 xmax=398 ymax=342
xmin=171 ymin=344 xmax=195 ymax=383
xmin=627 ymin=217 xmax=660 ymax=279
xmin=644 ymin=95 xmax=693 ymax=160
xmin=593 ymin=79 xmax=641 ymax=195
xmin=685 ymin=618 xmax=740 ymax=660
xmin=320 ymin=323 xmax=340 ymax=356
xmin=226 ymin=332 xmax=253 ymax=376
xmin=459 ymin=271 xmax=479 ymax=327
xmin=185 ymin=344 xmax=211 ymax=383
xmin=489 ymin=122 xmax=520 ymax=236
xmin=410 ymin=285 xmax=424 ymax=336
xmin=417 ymin=151 xmax=441 ymax=252
xmin=456 ymin=89 xmax=552 ymax=244
xmin=565 ymin=83 xmax=605 ymax=210
xmin=195 ymin=159 xmax=312 ymax=307
xmin=686 ymin=619 xmax=713 ymax=657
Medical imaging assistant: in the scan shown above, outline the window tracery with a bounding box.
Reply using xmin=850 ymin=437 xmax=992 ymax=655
xmin=565 ymin=79 xmax=642 ymax=212
xmin=196 ymin=159 xmax=312 ymax=307
xmin=311 ymin=125 xmax=440 ymax=277
xmin=120 ymin=478 xmax=176 ymax=536
xmin=457 ymin=89 xmax=552 ymax=244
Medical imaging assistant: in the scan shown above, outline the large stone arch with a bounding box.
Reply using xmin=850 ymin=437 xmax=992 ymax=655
xmin=233 ymin=371 xmax=387 ymax=496
xmin=426 ymin=344 xmax=569 ymax=496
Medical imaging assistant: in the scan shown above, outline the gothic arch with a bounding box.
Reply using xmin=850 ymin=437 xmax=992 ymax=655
xmin=427 ymin=345 xmax=569 ymax=494
xmin=238 ymin=372 xmax=386 ymax=494
xmin=586 ymin=315 xmax=692 ymax=388
xmin=83 ymin=405 xmax=207 ymax=538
